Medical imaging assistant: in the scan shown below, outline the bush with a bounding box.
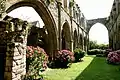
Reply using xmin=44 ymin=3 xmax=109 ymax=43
xmin=87 ymin=49 xmax=105 ymax=55
xmin=89 ymin=40 xmax=108 ymax=50
xmin=104 ymin=49 xmax=112 ymax=57
xmin=107 ymin=50 xmax=120 ymax=65
xmin=74 ymin=48 xmax=85 ymax=62
xmin=25 ymin=46 xmax=48 ymax=80
xmin=52 ymin=50 xmax=74 ymax=68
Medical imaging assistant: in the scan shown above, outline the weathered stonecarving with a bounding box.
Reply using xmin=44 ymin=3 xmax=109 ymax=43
xmin=0 ymin=0 xmax=89 ymax=80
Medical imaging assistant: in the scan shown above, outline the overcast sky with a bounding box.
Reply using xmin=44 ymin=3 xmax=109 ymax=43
xmin=8 ymin=0 xmax=114 ymax=44
xmin=75 ymin=0 xmax=114 ymax=20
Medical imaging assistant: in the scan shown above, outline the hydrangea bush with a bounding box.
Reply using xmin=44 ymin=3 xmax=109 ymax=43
xmin=104 ymin=49 xmax=113 ymax=57
xmin=25 ymin=46 xmax=48 ymax=79
xmin=74 ymin=48 xmax=85 ymax=62
xmin=53 ymin=50 xmax=75 ymax=68
xmin=107 ymin=50 xmax=120 ymax=65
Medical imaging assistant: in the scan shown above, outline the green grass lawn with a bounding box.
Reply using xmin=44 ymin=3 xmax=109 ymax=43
xmin=42 ymin=56 xmax=95 ymax=80
xmin=42 ymin=56 xmax=120 ymax=80
xmin=75 ymin=57 xmax=120 ymax=80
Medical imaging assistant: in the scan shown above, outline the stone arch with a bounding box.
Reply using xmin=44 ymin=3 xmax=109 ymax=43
xmin=73 ymin=29 xmax=78 ymax=49
xmin=62 ymin=21 xmax=71 ymax=50
xmin=87 ymin=18 xmax=108 ymax=33
xmin=88 ymin=22 xmax=109 ymax=49
xmin=5 ymin=0 xmax=58 ymax=55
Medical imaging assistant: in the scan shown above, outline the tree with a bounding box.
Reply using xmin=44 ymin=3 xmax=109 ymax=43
xmin=89 ymin=40 xmax=108 ymax=50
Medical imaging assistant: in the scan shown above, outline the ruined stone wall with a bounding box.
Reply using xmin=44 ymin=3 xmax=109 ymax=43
xmin=107 ymin=0 xmax=120 ymax=50
xmin=0 ymin=17 xmax=29 ymax=80
xmin=48 ymin=1 xmax=59 ymax=31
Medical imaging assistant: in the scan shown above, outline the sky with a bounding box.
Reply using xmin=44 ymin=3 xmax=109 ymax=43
xmin=8 ymin=0 xmax=114 ymax=44
xmin=8 ymin=7 xmax=44 ymax=27
xmin=75 ymin=0 xmax=114 ymax=19
xmin=89 ymin=23 xmax=108 ymax=44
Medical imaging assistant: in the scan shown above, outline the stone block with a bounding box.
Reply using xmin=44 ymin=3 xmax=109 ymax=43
xmin=4 ymin=72 xmax=12 ymax=80
xmin=13 ymin=55 xmax=22 ymax=60
xmin=5 ymin=67 xmax=9 ymax=72
xmin=12 ymin=65 xmax=20 ymax=73
xmin=16 ymin=74 xmax=21 ymax=80
xmin=12 ymin=64 xmax=24 ymax=73
xmin=6 ymin=59 xmax=12 ymax=67
xmin=6 ymin=52 xmax=14 ymax=57
xmin=14 ymin=51 xmax=21 ymax=56
xmin=13 ymin=60 xmax=17 ymax=67
xmin=0 ymin=27 xmax=5 ymax=32
xmin=16 ymin=68 xmax=24 ymax=74
xmin=12 ymin=78 xmax=19 ymax=80
xmin=12 ymin=72 xmax=17 ymax=79
xmin=15 ymin=59 xmax=22 ymax=65
xmin=14 ymin=47 xmax=18 ymax=52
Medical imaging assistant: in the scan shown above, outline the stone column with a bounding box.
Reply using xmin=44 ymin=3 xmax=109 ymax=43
xmin=109 ymin=34 xmax=112 ymax=49
xmin=0 ymin=21 xmax=7 ymax=80
xmin=82 ymin=31 xmax=84 ymax=50
xmin=70 ymin=5 xmax=73 ymax=51
xmin=118 ymin=25 xmax=120 ymax=49
xmin=57 ymin=1 xmax=62 ymax=50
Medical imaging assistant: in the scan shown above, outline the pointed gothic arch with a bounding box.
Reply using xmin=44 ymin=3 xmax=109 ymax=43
xmin=73 ymin=29 xmax=78 ymax=49
xmin=62 ymin=21 xmax=71 ymax=50
xmin=5 ymin=0 xmax=58 ymax=54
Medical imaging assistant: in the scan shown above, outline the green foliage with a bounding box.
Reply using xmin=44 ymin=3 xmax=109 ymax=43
xmin=89 ymin=40 xmax=108 ymax=50
xmin=74 ymin=48 xmax=85 ymax=62
xmin=43 ymin=56 xmax=94 ymax=80
xmin=87 ymin=49 xmax=105 ymax=55
xmin=24 ymin=46 xmax=48 ymax=80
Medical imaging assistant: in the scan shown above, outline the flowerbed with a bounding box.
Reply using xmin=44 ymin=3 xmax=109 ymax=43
xmin=74 ymin=48 xmax=85 ymax=62
xmin=107 ymin=50 xmax=120 ymax=65
xmin=24 ymin=46 xmax=48 ymax=79
xmin=87 ymin=49 xmax=105 ymax=55
xmin=50 ymin=50 xmax=74 ymax=68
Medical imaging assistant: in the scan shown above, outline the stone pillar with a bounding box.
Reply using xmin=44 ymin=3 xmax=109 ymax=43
xmin=70 ymin=9 xmax=73 ymax=51
xmin=0 ymin=21 xmax=7 ymax=80
xmin=116 ymin=25 xmax=119 ymax=50
xmin=57 ymin=1 xmax=62 ymax=50
xmin=109 ymin=34 xmax=112 ymax=49
xmin=82 ymin=31 xmax=84 ymax=50
xmin=0 ymin=20 xmax=29 ymax=80
xmin=118 ymin=25 xmax=120 ymax=49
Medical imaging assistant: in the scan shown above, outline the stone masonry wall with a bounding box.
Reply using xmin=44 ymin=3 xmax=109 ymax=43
xmin=0 ymin=17 xmax=29 ymax=80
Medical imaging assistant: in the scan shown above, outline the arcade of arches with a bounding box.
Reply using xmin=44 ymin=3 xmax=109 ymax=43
xmin=0 ymin=0 xmax=119 ymax=80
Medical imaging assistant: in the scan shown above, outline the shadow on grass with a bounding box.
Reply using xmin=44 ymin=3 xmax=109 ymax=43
xmin=75 ymin=57 xmax=120 ymax=80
